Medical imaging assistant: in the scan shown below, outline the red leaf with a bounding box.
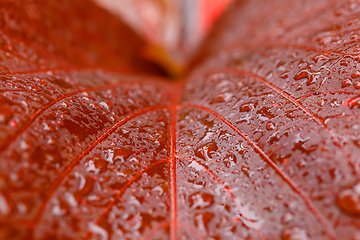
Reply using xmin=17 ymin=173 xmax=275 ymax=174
xmin=0 ymin=0 xmax=162 ymax=74
xmin=1 ymin=0 xmax=360 ymax=239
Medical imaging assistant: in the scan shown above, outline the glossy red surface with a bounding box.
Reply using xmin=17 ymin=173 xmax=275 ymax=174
xmin=0 ymin=0 xmax=360 ymax=239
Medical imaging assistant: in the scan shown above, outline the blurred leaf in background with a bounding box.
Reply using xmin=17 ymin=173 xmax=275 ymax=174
xmin=93 ymin=0 xmax=233 ymax=77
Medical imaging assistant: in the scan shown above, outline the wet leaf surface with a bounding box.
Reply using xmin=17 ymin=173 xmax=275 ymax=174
xmin=1 ymin=0 xmax=360 ymax=239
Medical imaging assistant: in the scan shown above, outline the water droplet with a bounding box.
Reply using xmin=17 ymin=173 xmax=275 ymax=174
xmin=43 ymin=123 xmax=51 ymax=131
xmin=340 ymin=59 xmax=349 ymax=66
xmin=85 ymin=160 xmax=100 ymax=174
xmin=313 ymin=55 xmax=329 ymax=63
xmin=319 ymin=36 xmax=333 ymax=45
xmin=277 ymin=61 xmax=286 ymax=71
xmin=74 ymin=175 xmax=95 ymax=200
xmin=257 ymin=107 xmax=275 ymax=120
xmin=294 ymin=69 xmax=320 ymax=85
xmin=99 ymin=101 xmax=110 ymax=111
xmin=94 ymin=157 xmax=109 ymax=174
xmin=266 ymin=122 xmax=275 ymax=130
xmin=21 ymin=101 xmax=29 ymax=110
xmin=46 ymin=136 xmax=55 ymax=145
xmin=189 ymin=192 xmax=214 ymax=209
xmin=342 ymin=79 xmax=352 ymax=88
xmin=318 ymin=99 xmax=326 ymax=107
xmin=240 ymin=103 xmax=255 ymax=112
xmin=336 ymin=182 xmax=360 ymax=215
xmin=104 ymin=149 xmax=114 ymax=164
xmin=354 ymin=81 xmax=360 ymax=89
xmin=129 ymin=157 xmax=139 ymax=164
xmin=344 ymin=98 xmax=359 ymax=107
xmin=17 ymin=202 xmax=27 ymax=214
xmin=188 ymin=160 xmax=204 ymax=174
xmin=0 ymin=193 xmax=10 ymax=216
xmin=0 ymin=111 xmax=11 ymax=123
xmin=281 ymin=212 xmax=293 ymax=224
xmin=221 ymin=154 xmax=237 ymax=167
xmin=113 ymin=147 xmax=132 ymax=163
xmin=87 ymin=193 xmax=111 ymax=207
xmin=20 ymin=140 xmax=30 ymax=150
xmin=35 ymin=77 xmax=47 ymax=86
xmin=276 ymin=194 xmax=283 ymax=200
xmin=61 ymin=102 xmax=69 ymax=107
xmin=88 ymin=222 xmax=108 ymax=240
xmin=282 ymin=227 xmax=309 ymax=240
xmin=281 ymin=72 xmax=289 ymax=79
xmin=294 ymin=70 xmax=310 ymax=81
xmin=75 ymin=171 xmax=86 ymax=191
xmin=352 ymin=71 xmax=360 ymax=78
xmin=210 ymin=95 xmax=226 ymax=104
xmin=64 ymin=192 xmax=77 ymax=207
xmin=241 ymin=166 xmax=254 ymax=178
xmin=10 ymin=120 xmax=17 ymax=127
xmin=210 ymin=92 xmax=233 ymax=104
xmin=195 ymin=141 xmax=218 ymax=162
xmin=151 ymin=186 xmax=164 ymax=196
xmin=51 ymin=198 xmax=65 ymax=216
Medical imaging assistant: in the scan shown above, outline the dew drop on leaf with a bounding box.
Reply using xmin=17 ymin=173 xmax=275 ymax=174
xmin=188 ymin=160 xmax=204 ymax=173
xmin=189 ymin=192 xmax=215 ymax=209
xmin=294 ymin=69 xmax=320 ymax=85
xmin=19 ymin=140 xmax=30 ymax=150
xmin=104 ymin=149 xmax=114 ymax=164
xmin=313 ymin=54 xmax=329 ymax=63
xmin=85 ymin=160 xmax=100 ymax=174
xmin=318 ymin=99 xmax=326 ymax=107
xmin=281 ymin=227 xmax=309 ymax=240
xmin=17 ymin=202 xmax=27 ymax=215
xmin=64 ymin=192 xmax=77 ymax=208
xmin=88 ymin=222 xmax=108 ymax=240
xmin=99 ymin=101 xmax=110 ymax=111
xmin=0 ymin=110 xmax=12 ymax=124
xmin=351 ymin=71 xmax=360 ymax=78
xmin=94 ymin=157 xmax=110 ymax=174
xmin=266 ymin=122 xmax=275 ymax=131
xmin=0 ymin=192 xmax=10 ymax=216
xmin=195 ymin=141 xmax=218 ymax=162
xmin=241 ymin=166 xmax=254 ymax=178
xmin=319 ymin=36 xmax=333 ymax=45
xmin=20 ymin=100 xmax=30 ymax=113
xmin=210 ymin=94 xmax=226 ymax=104
xmin=51 ymin=198 xmax=66 ymax=216
xmin=353 ymin=81 xmax=360 ymax=89
xmin=87 ymin=192 xmax=112 ymax=207
xmin=151 ymin=186 xmax=163 ymax=196
xmin=342 ymin=79 xmax=352 ymax=88
xmin=340 ymin=59 xmax=349 ymax=67
xmin=336 ymin=182 xmax=360 ymax=215
xmin=10 ymin=120 xmax=17 ymax=127
xmin=281 ymin=212 xmax=293 ymax=224
xmin=240 ymin=103 xmax=255 ymax=112
xmin=276 ymin=61 xmax=286 ymax=71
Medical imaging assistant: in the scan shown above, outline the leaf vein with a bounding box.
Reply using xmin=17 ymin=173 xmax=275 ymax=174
xmin=0 ymin=81 xmax=162 ymax=155
xmin=181 ymin=103 xmax=335 ymax=239
xmin=29 ymin=105 xmax=170 ymax=233
xmin=177 ymin=155 xmax=267 ymax=240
